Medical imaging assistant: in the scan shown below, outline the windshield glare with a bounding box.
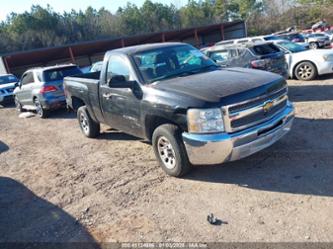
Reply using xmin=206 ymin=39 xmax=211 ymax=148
xmin=278 ymin=41 xmax=307 ymax=53
xmin=133 ymin=45 xmax=218 ymax=83
xmin=43 ymin=67 xmax=82 ymax=82
xmin=0 ymin=75 xmax=18 ymax=85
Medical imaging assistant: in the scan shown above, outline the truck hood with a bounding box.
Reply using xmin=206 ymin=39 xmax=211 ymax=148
xmin=151 ymin=68 xmax=285 ymax=104
xmin=0 ymin=82 xmax=16 ymax=90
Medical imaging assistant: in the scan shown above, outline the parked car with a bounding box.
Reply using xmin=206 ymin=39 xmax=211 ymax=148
xmin=90 ymin=61 xmax=103 ymax=72
xmin=204 ymin=42 xmax=288 ymax=78
xmin=323 ymin=30 xmax=333 ymax=41
xmin=14 ymin=64 xmax=82 ymax=118
xmin=0 ymin=74 xmax=19 ymax=105
xmin=64 ymin=42 xmax=294 ymax=177
xmin=274 ymin=32 xmax=306 ymax=43
xmin=215 ymin=35 xmax=280 ymax=46
xmin=303 ymin=33 xmax=331 ymax=49
xmin=272 ymin=40 xmax=333 ymax=80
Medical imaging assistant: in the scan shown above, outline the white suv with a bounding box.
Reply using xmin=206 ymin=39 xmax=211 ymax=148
xmin=272 ymin=40 xmax=333 ymax=80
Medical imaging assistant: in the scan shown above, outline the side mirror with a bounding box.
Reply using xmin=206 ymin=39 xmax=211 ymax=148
xmin=108 ymin=75 xmax=132 ymax=88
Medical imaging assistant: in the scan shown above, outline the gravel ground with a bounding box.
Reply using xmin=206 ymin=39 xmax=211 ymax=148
xmin=1 ymin=76 xmax=333 ymax=243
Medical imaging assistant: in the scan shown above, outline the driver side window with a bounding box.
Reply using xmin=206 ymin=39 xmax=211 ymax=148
xmin=21 ymin=72 xmax=34 ymax=85
xmin=106 ymin=56 xmax=131 ymax=84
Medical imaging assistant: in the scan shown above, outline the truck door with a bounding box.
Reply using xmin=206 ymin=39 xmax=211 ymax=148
xmin=99 ymin=55 xmax=143 ymax=137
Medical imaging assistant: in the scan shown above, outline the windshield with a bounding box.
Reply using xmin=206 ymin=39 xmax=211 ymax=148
xmin=43 ymin=66 xmax=82 ymax=82
xmin=0 ymin=75 xmax=18 ymax=85
xmin=132 ymin=45 xmax=218 ymax=83
xmin=209 ymin=50 xmax=229 ymax=63
xmin=277 ymin=41 xmax=307 ymax=53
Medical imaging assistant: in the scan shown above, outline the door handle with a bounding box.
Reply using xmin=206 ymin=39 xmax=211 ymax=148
xmin=102 ymin=93 xmax=112 ymax=100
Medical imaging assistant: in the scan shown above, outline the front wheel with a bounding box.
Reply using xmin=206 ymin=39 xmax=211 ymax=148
xmin=15 ymin=96 xmax=23 ymax=113
xmin=294 ymin=62 xmax=317 ymax=81
xmin=77 ymin=106 xmax=100 ymax=138
xmin=152 ymin=124 xmax=192 ymax=177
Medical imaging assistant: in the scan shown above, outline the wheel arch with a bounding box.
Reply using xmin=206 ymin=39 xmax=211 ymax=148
xmin=71 ymin=96 xmax=86 ymax=111
xmin=144 ymin=115 xmax=180 ymax=141
xmin=292 ymin=60 xmax=318 ymax=79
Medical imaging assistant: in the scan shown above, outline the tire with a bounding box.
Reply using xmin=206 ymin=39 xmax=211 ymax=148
xmin=77 ymin=106 xmax=100 ymax=138
xmin=294 ymin=62 xmax=317 ymax=81
xmin=309 ymin=42 xmax=318 ymax=49
xmin=15 ymin=96 xmax=23 ymax=113
xmin=34 ymin=98 xmax=49 ymax=118
xmin=152 ymin=124 xmax=192 ymax=177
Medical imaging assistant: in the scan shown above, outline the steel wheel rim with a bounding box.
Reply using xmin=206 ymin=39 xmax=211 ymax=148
xmin=80 ymin=113 xmax=89 ymax=133
xmin=157 ymin=136 xmax=176 ymax=170
xmin=298 ymin=65 xmax=313 ymax=79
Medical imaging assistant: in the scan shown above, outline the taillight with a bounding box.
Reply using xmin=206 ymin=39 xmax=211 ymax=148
xmin=40 ymin=85 xmax=57 ymax=94
xmin=251 ymin=59 xmax=267 ymax=68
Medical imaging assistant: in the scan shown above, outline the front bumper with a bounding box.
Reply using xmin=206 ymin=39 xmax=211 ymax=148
xmin=318 ymin=61 xmax=333 ymax=75
xmin=182 ymin=103 xmax=294 ymax=165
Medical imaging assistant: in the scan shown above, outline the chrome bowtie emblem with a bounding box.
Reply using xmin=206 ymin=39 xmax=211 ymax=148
xmin=263 ymin=101 xmax=274 ymax=113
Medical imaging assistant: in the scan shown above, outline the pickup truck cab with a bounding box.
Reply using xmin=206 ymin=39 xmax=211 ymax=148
xmin=64 ymin=42 xmax=294 ymax=177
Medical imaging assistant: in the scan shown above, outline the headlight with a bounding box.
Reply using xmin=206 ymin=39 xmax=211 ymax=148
xmin=187 ymin=108 xmax=224 ymax=133
xmin=323 ymin=54 xmax=333 ymax=61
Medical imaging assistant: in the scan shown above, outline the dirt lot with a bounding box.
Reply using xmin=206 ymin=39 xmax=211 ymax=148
xmin=1 ymin=76 xmax=333 ymax=243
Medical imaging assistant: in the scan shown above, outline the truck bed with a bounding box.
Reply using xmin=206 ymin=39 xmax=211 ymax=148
xmin=66 ymin=71 xmax=100 ymax=82
xmin=64 ymin=71 xmax=103 ymax=122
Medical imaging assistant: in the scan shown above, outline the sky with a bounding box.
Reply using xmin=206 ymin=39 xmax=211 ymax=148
xmin=0 ymin=0 xmax=185 ymax=21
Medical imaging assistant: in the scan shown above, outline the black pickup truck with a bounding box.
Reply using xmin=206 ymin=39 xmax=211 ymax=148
xmin=64 ymin=42 xmax=294 ymax=177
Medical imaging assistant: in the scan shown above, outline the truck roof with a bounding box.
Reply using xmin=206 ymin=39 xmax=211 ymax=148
xmin=110 ymin=42 xmax=186 ymax=55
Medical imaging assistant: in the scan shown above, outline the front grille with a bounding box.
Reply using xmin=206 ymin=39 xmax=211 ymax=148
xmin=231 ymin=99 xmax=287 ymax=129
xmin=229 ymin=88 xmax=287 ymax=114
xmin=223 ymin=87 xmax=288 ymax=133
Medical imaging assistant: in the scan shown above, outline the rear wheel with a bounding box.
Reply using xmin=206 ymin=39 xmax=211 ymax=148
xmin=152 ymin=124 xmax=192 ymax=177
xmin=294 ymin=62 xmax=317 ymax=81
xmin=34 ymin=98 xmax=48 ymax=118
xmin=77 ymin=106 xmax=100 ymax=138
